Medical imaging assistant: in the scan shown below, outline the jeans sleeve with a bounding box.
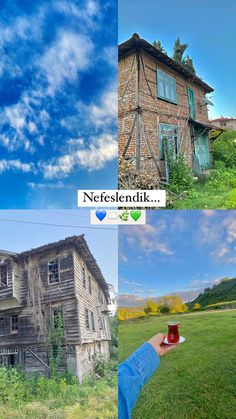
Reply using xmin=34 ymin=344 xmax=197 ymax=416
xmin=118 ymin=342 xmax=160 ymax=419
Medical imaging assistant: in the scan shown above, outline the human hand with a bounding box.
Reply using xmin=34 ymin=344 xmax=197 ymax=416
xmin=148 ymin=333 xmax=178 ymax=357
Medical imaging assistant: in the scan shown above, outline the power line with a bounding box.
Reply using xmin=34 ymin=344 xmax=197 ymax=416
xmin=0 ymin=218 xmax=117 ymax=231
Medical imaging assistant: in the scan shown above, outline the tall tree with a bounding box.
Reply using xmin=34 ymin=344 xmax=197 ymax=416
xmin=153 ymin=40 xmax=166 ymax=54
xmin=183 ymin=55 xmax=196 ymax=75
xmin=173 ymin=38 xmax=188 ymax=63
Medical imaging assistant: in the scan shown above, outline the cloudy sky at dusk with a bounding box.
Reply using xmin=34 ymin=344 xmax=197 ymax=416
xmin=0 ymin=0 xmax=117 ymax=209
xmin=119 ymin=211 xmax=236 ymax=303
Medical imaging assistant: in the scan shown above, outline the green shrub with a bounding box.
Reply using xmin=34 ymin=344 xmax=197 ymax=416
xmin=167 ymin=152 xmax=194 ymax=194
xmin=225 ymin=189 xmax=236 ymax=209
xmin=212 ymin=130 xmax=236 ymax=168
xmin=93 ymin=353 xmax=109 ymax=377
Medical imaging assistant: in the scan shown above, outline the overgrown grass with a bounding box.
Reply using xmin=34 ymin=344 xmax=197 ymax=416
xmin=169 ymin=167 xmax=236 ymax=209
xmin=0 ymin=363 xmax=117 ymax=418
xmin=119 ymin=310 xmax=236 ymax=418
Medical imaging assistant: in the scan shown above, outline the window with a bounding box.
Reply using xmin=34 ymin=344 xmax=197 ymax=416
xmin=99 ymin=291 xmax=104 ymax=305
xmin=82 ymin=267 xmax=86 ymax=288
xmin=85 ymin=308 xmax=90 ymax=329
xmin=85 ymin=309 xmax=95 ymax=331
xmin=11 ymin=315 xmax=18 ymax=334
xmin=90 ymin=312 xmax=95 ymax=331
xmin=0 ymin=318 xmax=5 ymax=336
xmin=88 ymin=276 xmax=92 ymax=294
xmin=187 ymin=88 xmax=196 ymax=119
xmin=99 ymin=316 xmax=103 ymax=330
xmin=159 ymin=124 xmax=178 ymax=159
xmin=220 ymin=121 xmax=227 ymax=127
xmin=0 ymin=265 xmax=7 ymax=287
xmin=157 ymin=69 xmax=177 ymax=104
xmin=48 ymin=260 xmax=60 ymax=284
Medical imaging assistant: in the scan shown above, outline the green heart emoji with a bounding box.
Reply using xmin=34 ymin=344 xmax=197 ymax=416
xmin=130 ymin=210 xmax=141 ymax=222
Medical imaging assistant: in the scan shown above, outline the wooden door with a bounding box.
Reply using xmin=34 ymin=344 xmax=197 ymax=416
xmin=194 ymin=132 xmax=210 ymax=170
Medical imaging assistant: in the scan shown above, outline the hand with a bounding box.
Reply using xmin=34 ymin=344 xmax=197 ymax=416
xmin=148 ymin=333 xmax=178 ymax=357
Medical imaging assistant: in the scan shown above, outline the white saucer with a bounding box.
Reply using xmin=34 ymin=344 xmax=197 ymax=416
xmin=163 ymin=336 xmax=185 ymax=345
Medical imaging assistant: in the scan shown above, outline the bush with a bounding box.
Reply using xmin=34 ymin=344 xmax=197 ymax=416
xmin=225 ymin=189 xmax=236 ymax=209
xmin=212 ymin=130 xmax=236 ymax=168
xmin=93 ymin=353 xmax=109 ymax=377
xmin=167 ymin=152 xmax=194 ymax=194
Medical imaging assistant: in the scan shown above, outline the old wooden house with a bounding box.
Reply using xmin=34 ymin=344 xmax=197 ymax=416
xmin=0 ymin=235 xmax=111 ymax=381
xmin=119 ymin=34 xmax=221 ymax=180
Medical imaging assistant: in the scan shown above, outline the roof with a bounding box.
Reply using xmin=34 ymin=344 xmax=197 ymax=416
xmin=119 ymin=34 xmax=214 ymax=94
xmin=18 ymin=235 xmax=110 ymax=303
xmin=0 ymin=249 xmax=17 ymax=256
xmin=211 ymin=117 xmax=236 ymax=122
xmin=189 ymin=118 xmax=225 ymax=131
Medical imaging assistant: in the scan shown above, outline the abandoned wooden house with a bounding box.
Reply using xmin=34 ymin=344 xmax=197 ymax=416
xmin=119 ymin=33 xmax=222 ymax=180
xmin=0 ymin=235 xmax=111 ymax=381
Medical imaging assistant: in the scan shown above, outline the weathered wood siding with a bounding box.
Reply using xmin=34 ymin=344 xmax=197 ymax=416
xmin=0 ymin=242 xmax=111 ymax=379
xmin=73 ymin=249 xmax=111 ymax=344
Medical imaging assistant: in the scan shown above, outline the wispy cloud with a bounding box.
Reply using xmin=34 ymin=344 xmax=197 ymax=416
xmin=0 ymin=159 xmax=34 ymax=174
xmin=41 ymin=134 xmax=117 ymax=179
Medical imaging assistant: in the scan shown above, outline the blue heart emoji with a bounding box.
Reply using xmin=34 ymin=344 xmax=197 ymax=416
xmin=95 ymin=210 xmax=106 ymax=221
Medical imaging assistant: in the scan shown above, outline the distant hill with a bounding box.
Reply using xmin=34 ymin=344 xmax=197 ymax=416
xmin=188 ymin=278 xmax=236 ymax=308
xmin=119 ymin=289 xmax=203 ymax=307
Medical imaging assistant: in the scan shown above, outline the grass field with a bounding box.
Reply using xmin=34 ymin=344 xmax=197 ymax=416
xmin=119 ymin=310 xmax=236 ymax=418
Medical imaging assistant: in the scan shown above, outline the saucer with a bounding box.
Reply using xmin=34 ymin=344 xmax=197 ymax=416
xmin=163 ymin=336 xmax=185 ymax=345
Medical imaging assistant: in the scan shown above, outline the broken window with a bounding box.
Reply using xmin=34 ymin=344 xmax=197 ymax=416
xmin=157 ymin=69 xmax=177 ymax=104
xmin=48 ymin=260 xmax=60 ymax=284
xmin=159 ymin=124 xmax=178 ymax=159
xmin=11 ymin=315 xmax=19 ymax=334
xmin=90 ymin=312 xmax=95 ymax=331
xmin=85 ymin=308 xmax=90 ymax=329
xmin=0 ymin=265 xmax=8 ymax=287
xmin=88 ymin=276 xmax=92 ymax=294
xmin=0 ymin=318 xmax=5 ymax=336
xmin=99 ymin=291 xmax=104 ymax=305
xmin=99 ymin=316 xmax=103 ymax=330
xmin=82 ymin=267 xmax=86 ymax=288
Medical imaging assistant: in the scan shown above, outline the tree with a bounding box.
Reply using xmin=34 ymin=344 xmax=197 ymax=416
xmin=173 ymin=38 xmax=188 ymax=63
xmin=153 ymin=40 xmax=166 ymax=54
xmin=159 ymin=295 xmax=187 ymax=314
xmin=144 ymin=300 xmax=159 ymax=314
xmin=173 ymin=38 xmax=196 ymax=75
xmin=182 ymin=55 xmax=196 ymax=75
xmin=193 ymin=303 xmax=201 ymax=311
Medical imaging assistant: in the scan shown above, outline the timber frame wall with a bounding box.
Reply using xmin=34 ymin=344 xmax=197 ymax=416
xmin=118 ymin=34 xmax=214 ymax=179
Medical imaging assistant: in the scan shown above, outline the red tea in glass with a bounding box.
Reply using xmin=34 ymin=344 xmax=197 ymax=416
xmin=167 ymin=321 xmax=180 ymax=343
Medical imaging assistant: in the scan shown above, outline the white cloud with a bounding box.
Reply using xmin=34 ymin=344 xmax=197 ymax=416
xmin=124 ymin=222 xmax=174 ymax=256
xmin=28 ymin=181 xmax=66 ymax=190
xmin=41 ymin=134 xmax=117 ymax=179
xmin=40 ymin=31 xmax=93 ymax=95
xmin=0 ymin=159 xmax=34 ymax=174
xmin=89 ymin=85 xmax=117 ymax=127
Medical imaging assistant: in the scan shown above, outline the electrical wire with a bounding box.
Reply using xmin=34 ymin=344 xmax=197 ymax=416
xmin=0 ymin=218 xmax=117 ymax=231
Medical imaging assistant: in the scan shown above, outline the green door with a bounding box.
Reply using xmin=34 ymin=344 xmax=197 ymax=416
xmin=187 ymin=88 xmax=196 ymax=119
xmin=194 ymin=131 xmax=210 ymax=170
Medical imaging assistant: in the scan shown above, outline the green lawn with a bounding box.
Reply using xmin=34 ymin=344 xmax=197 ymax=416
xmin=119 ymin=310 xmax=236 ymax=418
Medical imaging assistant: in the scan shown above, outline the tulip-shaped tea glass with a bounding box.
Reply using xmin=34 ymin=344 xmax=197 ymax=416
xmin=167 ymin=321 xmax=180 ymax=344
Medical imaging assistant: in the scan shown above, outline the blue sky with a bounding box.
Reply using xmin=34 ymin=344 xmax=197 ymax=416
xmin=119 ymin=211 xmax=236 ymax=300
xmin=0 ymin=209 xmax=118 ymax=290
xmin=0 ymin=0 xmax=117 ymax=209
xmin=119 ymin=0 xmax=236 ymax=120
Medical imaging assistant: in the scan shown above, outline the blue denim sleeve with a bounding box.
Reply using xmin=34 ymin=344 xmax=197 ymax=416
xmin=118 ymin=342 xmax=160 ymax=419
